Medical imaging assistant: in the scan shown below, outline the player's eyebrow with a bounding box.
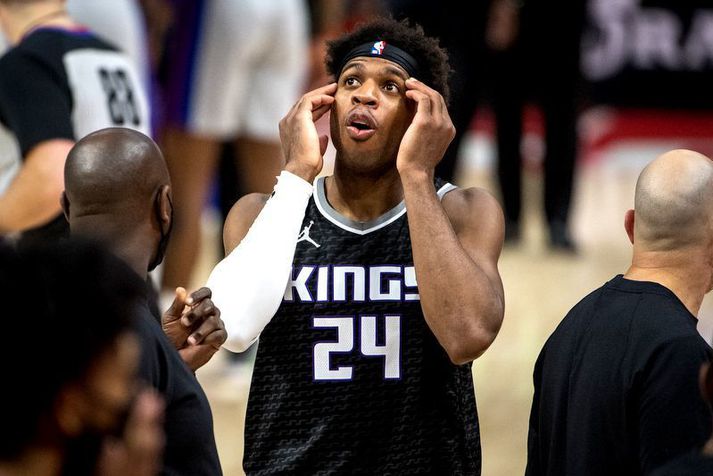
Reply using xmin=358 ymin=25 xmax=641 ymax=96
xmin=341 ymin=61 xmax=365 ymax=75
xmin=381 ymin=65 xmax=408 ymax=81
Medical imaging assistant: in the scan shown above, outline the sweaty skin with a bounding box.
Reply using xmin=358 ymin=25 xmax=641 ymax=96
xmin=221 ymin=56 xmax=505 ymax=364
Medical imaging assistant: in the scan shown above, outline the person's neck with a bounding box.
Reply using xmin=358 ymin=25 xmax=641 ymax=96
xmin=4 ymin=3 xmax=75 ymax=45
xmin=0 ymin=446 xmax=62 ymax=476
xmin=71 ymin=219 xmax=152 ymax=280
xmin=624 ymin=247 xmax=711 ymax=316
xmin=328 ymin=162 xmax=403 ymax=222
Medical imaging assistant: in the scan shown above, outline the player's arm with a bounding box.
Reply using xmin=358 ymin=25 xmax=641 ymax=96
xmin=205 ymin=82 xmax=337 ymax=352
xmin=222 ymin=193 xmax=270 ymax=254
xmin=0 ymin=139 xmax=74 ymax=232
xmin=398 ymin=78 xmax=505 ymax=365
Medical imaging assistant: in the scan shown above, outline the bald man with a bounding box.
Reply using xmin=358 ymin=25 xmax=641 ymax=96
xmin=62 ymin=127 xmax=223 ymax=475
xmin=526 ymin=150 xmax=713 ymax=476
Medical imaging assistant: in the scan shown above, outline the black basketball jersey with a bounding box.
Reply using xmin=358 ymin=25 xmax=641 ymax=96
xmin=244 ymin=177 xmax=481 ymax=475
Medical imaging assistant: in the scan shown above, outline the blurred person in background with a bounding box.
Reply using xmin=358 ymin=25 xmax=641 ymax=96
xmin=63 ymin=127 xmax=225 ymax=475
xmin=158 ymin=0 xmax=309 ymax=302
xmin=67 ymin=0 xmax=177 ymax=133
xmin=0 ymin=240 xmax=164 ymax=476
xmin=527 ymin=150 xmax=713 ymax=475
xmin=485 ymin=0 xmax=586 ymax=250
xmin=66 ymin=0 xmax=151 ymax=92
xmin=386 ymin=0 xmax=489 ymax=185
xmin=0 ymin=0 xmax=150 ymax=247
xmin=304 ymin=0 xmax=393 ymax=89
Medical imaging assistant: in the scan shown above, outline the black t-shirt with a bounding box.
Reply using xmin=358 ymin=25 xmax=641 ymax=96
xmin=526 ymin=275 xmax=712 ymax=476
xmin=650 ymin=450 xmax=713 ymax=475
xmin=0 ymin=27 xmax=149 ymax=244
xmin=244 ymin=178 xmax=480 ymax=475
xmin=134 ymin=300 xmax=222 ymax=476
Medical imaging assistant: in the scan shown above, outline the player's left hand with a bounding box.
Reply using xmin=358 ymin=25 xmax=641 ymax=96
xmin=396 ymin=78 xmax=455 ymax=176
xmin=162 ymin=287 xmax=227 ymax=371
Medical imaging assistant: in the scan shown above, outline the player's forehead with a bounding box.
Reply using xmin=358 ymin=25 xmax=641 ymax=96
xmin=339 ymin=57 xmax=410 ymax=80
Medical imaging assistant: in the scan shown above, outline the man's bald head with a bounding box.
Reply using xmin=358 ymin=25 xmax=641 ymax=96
xmin=634 ymin=149 xmax=713 ymax=251
xmin=64 ymin=127 xmax=169 ymax=217
xmin=63 ymin=128 xmax=173 ymax=275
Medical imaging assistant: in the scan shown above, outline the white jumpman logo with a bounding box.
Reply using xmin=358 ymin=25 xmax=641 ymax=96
xmin=297 ymin=220 xmax=321 ymax=248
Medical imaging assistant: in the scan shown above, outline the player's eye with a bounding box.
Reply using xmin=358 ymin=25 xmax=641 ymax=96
xmin=384 ymin=82 xmax=400 ymax=93
xmin=344 ymin=77 xmax=360 ymax=87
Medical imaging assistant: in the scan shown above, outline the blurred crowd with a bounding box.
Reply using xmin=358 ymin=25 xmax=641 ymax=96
xmin=2 ymin=1 xmax=713 ymax=475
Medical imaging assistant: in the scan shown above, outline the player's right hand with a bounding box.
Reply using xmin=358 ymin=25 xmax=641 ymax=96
xmin=279 ymin=82 xmax=337 ymax=183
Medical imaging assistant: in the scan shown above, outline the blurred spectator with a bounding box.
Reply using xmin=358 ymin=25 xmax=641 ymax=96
xmin=158 ymin=0 xmax=309 ymax=297
xmin=386 ymin=0 xmax=489 ymax=184
xmin=306 ymin=0 xmax=349 ymax=90
xmin=485 ymin=0 xmax=586 ymax=250
xmin=0 ymin=0 xmax=150 ymax=246
xmin=0 ymin=240 xmax=163 ymax=476
xmin=67 ymin=0 xmax=151 ymax=91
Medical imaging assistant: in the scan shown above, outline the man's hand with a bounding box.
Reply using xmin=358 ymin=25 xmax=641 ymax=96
xmin=280 ymin=82 xmax=337 ymax=183
xmin=96 ymin=389 xmax=164 ymax=476
xmin=396 ymin=78 xmax=455 ymax=178
xmin=162 ymin=287 xmax=227 ymax=371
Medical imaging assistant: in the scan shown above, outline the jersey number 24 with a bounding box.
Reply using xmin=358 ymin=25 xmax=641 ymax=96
xmin=313 ymin=315 xmax=400 ymax=381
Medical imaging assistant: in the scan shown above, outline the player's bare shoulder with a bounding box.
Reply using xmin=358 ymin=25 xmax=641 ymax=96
xmin=442 ymin=186 xmax=505 ymax=251
xmin=223 ymin=192 xmax=271 ymax=254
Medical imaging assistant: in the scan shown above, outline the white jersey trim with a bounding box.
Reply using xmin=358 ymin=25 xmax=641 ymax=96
xmin=313 ymin=176 xmax=456 ymax=236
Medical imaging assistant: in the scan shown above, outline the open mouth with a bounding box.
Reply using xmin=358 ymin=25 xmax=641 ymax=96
xmin=345 ymin=110 xmax=377 ymax=140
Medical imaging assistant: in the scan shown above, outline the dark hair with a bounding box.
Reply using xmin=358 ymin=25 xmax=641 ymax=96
xmin=325 ymin=17 xmax=452 ymax=103
xmin=0 ymin=239 xmax=144 ymax=460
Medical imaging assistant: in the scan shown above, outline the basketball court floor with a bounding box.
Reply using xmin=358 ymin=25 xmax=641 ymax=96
xmin=191 ymin=108 xmax=713 ymax=475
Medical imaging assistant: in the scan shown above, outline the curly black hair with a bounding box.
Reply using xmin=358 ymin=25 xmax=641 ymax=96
xmin=325 ymin=17 xmax=452 ymax=103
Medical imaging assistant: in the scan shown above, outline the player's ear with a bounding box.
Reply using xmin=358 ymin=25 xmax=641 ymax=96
xmin=60 ymin=191 xmax=70 ymax=222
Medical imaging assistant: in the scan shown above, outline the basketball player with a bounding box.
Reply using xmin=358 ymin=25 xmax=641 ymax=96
xmin=0 ymin=0 xmax=150 ymax=246
xmin=208 ymin=18 xmax=505 ymax=474
xmin=526 ymin=150 xmax=713 ymax=475
xmin=63 ymin=128 xmax=223 ymax=475
xmin=0 ymin=240 xmax=163 ymax=476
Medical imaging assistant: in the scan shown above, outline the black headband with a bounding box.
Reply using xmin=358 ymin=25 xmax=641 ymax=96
xmin=338 ymin=41 xmax=421 ymax=79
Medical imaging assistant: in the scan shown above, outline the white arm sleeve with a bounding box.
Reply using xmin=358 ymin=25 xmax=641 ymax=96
xmin=206 ymin=171 xmax=313 ymax=352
